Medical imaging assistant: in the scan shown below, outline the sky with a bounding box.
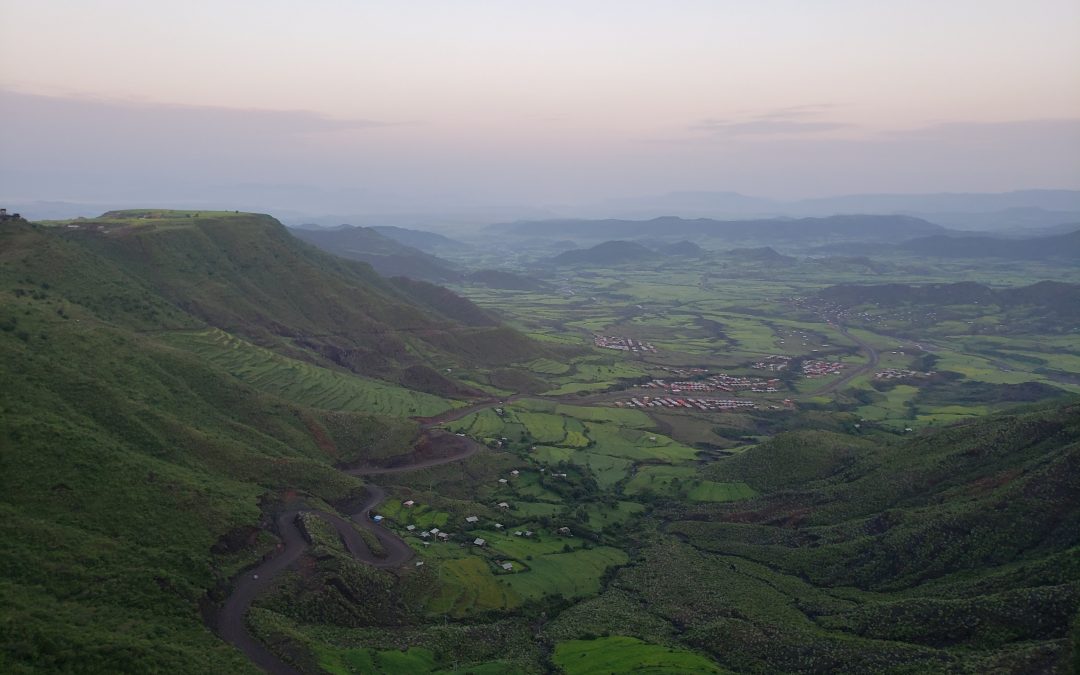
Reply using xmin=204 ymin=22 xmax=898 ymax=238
xmin=2 ymin=0 xmax=1079 ymax=215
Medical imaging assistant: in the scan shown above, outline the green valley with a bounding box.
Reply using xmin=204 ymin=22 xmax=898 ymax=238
xmin=2 ymin=209 xmax=1079 ymax=674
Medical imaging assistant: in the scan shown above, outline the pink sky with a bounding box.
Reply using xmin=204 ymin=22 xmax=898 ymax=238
xmin=2 ymin=1 xmax=1078 ymax=209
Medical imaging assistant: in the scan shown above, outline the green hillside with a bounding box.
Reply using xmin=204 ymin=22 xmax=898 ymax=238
xmin=0 ymin=212 xmax=541 ymax=672
xmin=659 ymin=403 xmax=1080 ymax=672
xmin=48 ymin=211 xmax=553 ymax=389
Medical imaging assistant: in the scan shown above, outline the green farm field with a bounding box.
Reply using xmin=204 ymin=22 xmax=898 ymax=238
xmin=162 ymin=329 xmax=459 ymax=417
xmin=553 ymin=636 xmax=727 ymax=674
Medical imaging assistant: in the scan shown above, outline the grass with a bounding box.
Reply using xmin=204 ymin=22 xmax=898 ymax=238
xmin=586 ymin=425 xmax=699 ymax=462
xmin=315 ymin=645 xmax=515 ymax=674
xmin=516 ymin=411 xmax=568 ymax=444
xmin=376 ymin=500 xmax=450 ymax=530
xmin=624 ymin=466 xmax=757 ymax=502
xmin=163 ymin=329 xmax=459 ymax=417
xmin=502 ymin=547 xmax=629 ymax=601
xmin=530 ymin=446 xmax=633 ymax=488
xmin=424 ymin=557 xmax=522 ymax=617
xmin=580 ymin=501 xmax=646 ymax=529
xmin=553 ymin=636 xmax=726 ymax=674
xmin=685 ymin=481 xmax=759 ymax=502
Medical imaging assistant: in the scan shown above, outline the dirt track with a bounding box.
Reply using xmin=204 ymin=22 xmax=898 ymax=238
xmin=806 ymin=325 xmax=880 ymax=396
xmin=215 ymin=403 xmax=497 ymax=674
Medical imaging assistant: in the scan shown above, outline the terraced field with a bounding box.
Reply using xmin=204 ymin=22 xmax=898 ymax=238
xmin=424 ymin=557 xmax=523 ymax=616
xmin=625 ymin=465 xmax=758 ymax=502
xmin=163 ymin=329 xmax=459 ymax=417
xmin=314 ymin=645 xmax=511 ymax=675
xmin=554 ymin=636 xmax=726 ymax=675
xmin=501 ymin=547 xmax=629 ymax=601
xmin=530 ymin=446 xmax=633 ymax=488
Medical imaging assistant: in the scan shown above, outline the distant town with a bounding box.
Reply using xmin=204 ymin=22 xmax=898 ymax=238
xmin=616 ymin=396 xmax=758 ymax=411
xmin=593 ymin=335 xmax=657 ymax=353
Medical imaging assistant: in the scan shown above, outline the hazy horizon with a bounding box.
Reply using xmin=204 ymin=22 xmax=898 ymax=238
xmin=3 ymin=1 xmax=1079 ymax=213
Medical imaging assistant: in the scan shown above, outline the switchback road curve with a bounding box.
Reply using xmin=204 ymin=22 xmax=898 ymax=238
xmin=216 ymin=401 xmax=502 ymax=674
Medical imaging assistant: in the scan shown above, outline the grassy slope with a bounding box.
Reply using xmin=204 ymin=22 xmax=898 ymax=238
xmin=660 ymin=403 xmax=1080 ymax=672
xmin=63 ymin=211 xmax=549 ymax=387
xmin=0 ymin=216 xmax=497 ymax=672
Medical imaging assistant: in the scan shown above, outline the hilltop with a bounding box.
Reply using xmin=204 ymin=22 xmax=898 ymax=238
xmin=549 ymin=240 xmax=657 ymax=265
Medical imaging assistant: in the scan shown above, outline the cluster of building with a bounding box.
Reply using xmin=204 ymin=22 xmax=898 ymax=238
xmin=658 ymin=366 xmax=709 ymax=377
xmin=751 ymin=355 xmax=791 ymax=371
xmin=415 ymin=527 xmax=452 ymax=542
xmin=640 ymin=373 xmax=781 ymax=394
xmin=0 ymin=208 xmax=23 ymax=223
xmin=875 ymin=368 xmax=934 ymax=380
xmin=617 ymin=396 xmax=757 ymax=411
xmin=593 ymin=335 xmax=657 ymax=353
xmin=802 ymin=360 xmax=846 ymax=378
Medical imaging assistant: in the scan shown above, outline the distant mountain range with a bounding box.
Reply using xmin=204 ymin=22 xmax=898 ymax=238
xmin=499 ymin=214 xmax=945 ymax=245
xmin=548 ymin=240 xmax=656 ymax=265
xmin=369 ymin=225 xmax=470 ymax=253
xmin=290 ymin=224 xmax=463 ymax=283
xmin=11 ymin=189 xmax=1079 ymax=235
xmin=820 ymin=280 xmax=1080 ymax=319
xmin=815 ymin=227 xmax=1080 ymax=261
xmin=583 ymin=189 xmax=1080 ymax=230
xmin=898 ymin=229 xmax=1080 ymax=260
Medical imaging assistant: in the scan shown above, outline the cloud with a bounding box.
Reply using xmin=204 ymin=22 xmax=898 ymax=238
xmin=0 ymin=89 xmax=394 ymax=139
xmin=750 ymin=103 xmax=839 ymax=120
xmin=694 ymin=103 xmax=853 ymax=137
xmin=694 ymin=118 xmax=856 ymax=136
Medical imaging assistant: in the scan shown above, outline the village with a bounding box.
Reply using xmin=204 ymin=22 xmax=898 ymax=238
xmin=593 ymin=334 xmax=657 ymax=353
xmin=639 ymin=372 xmax=781 ymax=393
xmin=750 ymin=354 xmax=846 ymax=378
xmin=616 ymin=395 xmax=758 ymax=411
xmin=751 ymin=355 xmax=791 ymax=371
xmin=875 ymin=367 xmax=935 ymax=380
xmin=801 ymin=359 xmax=846 ymax=378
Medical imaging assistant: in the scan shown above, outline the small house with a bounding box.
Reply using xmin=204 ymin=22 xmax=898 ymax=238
xmin=557 ymin=527 xmax=572 ymax=536
xmin=473 ymin=538 xmax=486 ymax=547
xmin=494 ymin=523 xmax=503 ymax=529
xmin=437 ymin=532 xmax=450 ymax=540
xmin=501 ymin=562 xmax=513 ymax=571
xmin=372 ymin=515 xmax=384 ymax=523
xmin=406 ymin=525 xmax=416 ymax=531
xmin=510 ymin=470 xmax=520 ymax=477
xmin=403 ymin=500 xmax=415 ymax=507
xmin=465 ymin=516 xmax=479 ymax=523
xmin=415 ymin=561 xmax=424 ymax=567
xmin=420 ymin=531 xmax=431 ymax=539
xmin=514 ymin=531 xmax=523 ymax=536
xmin=429 ymin=528 xmax=440 ymax=535
xmin=498 ymin=502 xmax=510 ymax=509
xmin=524 ymin=531 xmax=534 ymax=537
xmin=498 ymin=478 xmax=508 ymax=484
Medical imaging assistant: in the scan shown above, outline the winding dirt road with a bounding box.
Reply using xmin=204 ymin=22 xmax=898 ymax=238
xmin=216 ymin=404 xmax=498 ymax=674
xmin=805 ymin=324 xmax=880 ymax=396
